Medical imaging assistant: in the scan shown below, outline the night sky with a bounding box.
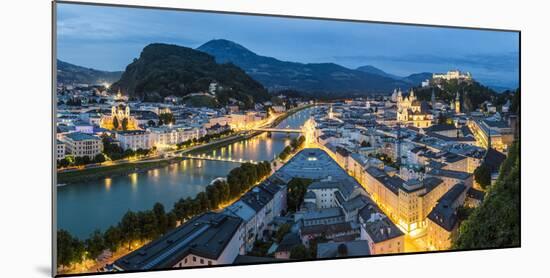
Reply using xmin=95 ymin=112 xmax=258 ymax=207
xmin=56 ymin=3 xmax=519 ymax=89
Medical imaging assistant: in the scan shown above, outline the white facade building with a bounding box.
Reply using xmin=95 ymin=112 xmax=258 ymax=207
xmin=62 ymin=132 xmax=103 ymax=159
xmin=116 ymin=130 xmax=154 ymax=151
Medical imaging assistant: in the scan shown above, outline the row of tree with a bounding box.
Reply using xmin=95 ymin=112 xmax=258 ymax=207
xmin=57 ymin=159 xmax=273 ymax=269
xmin=279 ymin=136 xmax=306 ymax=161
xmin=172 ymin=161 xmax=272 ymax=222
xmin=176 ymin=129 xmax=234 ymax=150
xmin=112 ymin=116 xmax=130 ymax=131
xmin=57 ymin=154 xmax=106 ymax=168
xmin=57 ymin=203 xmax=176 ymax=269
xmin=102 ymin=136 xmax=154 ymax=161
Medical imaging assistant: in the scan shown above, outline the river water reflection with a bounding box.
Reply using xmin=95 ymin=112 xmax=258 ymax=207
xmin=57 ymin=107 xmax=315 ymax=238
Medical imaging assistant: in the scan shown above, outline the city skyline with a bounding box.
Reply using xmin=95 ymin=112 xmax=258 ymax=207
xmin=57 ymin=3 xmax=519 ymax=89
xmin=54 ymin=3 xmax=520 ymax=275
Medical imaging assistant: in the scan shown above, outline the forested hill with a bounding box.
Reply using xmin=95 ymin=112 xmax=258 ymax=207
xmin=413 ymin=79 xmax=518 ymax=112
xmin=453 ymin=141 xmax=520 ymax=249
xmin=111 ymin=43 xmax=270 ymax=107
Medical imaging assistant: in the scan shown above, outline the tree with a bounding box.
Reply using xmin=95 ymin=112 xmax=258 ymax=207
xmin=159 ymin=113 xmax=175 ymax=125
xmin=275 ymin=223 xmax=291 ymax=243
xmin=94 ymin=153 xmax=106 ymax=163
xmin=122 ymin=117 xmax=129 ymax=131
xmin=57 ymin=229 xmax=82 ymax=268
xmin=474 ymin=163 xmax=491 ymax=189
xmin=453 ymin=141 xmax=520 ymax=249
xmin=166 ymin=212 xmax=177 ymax=231
xmin=103 ymin=226 xmax=122 ymax=252
xmin=120 ymin=211 xmax=139 ymax=250
xmin=113 ymin=117 xmax=119 ymax=130
xmin=85 ymin=230 xmax=105 ymax=259
xmin=287 ymin=178 xmax=313 ymax=212
xmin=153 ymin=203 xmax=168 ymax=235
xmin=290 ymin=244 xmax=310 ymax=259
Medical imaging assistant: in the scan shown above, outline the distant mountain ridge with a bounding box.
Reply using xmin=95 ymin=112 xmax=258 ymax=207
xmin=356 ymin=65 xmax=432 ymax=86
xmin=355 ymin=65 xmax=401 ymax=80
xmin=111 ymin=43 xmax=270 ymax=107
xmin=56 ymin=59 xmax=122 ymax=85
xmin=197 ymin=39 xmax=414 ymax=95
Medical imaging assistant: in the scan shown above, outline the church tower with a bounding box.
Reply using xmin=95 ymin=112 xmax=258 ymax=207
xmin=455 ymin=91 xmax=461 ymax=114
xmin=397 ymin=88 xmax=403 ymax=103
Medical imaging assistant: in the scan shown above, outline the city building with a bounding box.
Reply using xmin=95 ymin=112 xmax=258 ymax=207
xmin=468 ymin=117 xmax=514 ymax=152
xmin=432 ymin=70 xmax=472 ymax=82
xmin=396 ymin=89 xmax=434 ymax=128
xmin=224 ymin=180 xmax=287 ymax=253
xmin=426 ymin=183 xmax=468 ymax=250
xmin=116 ymin=130 xmax=154 ymax=151
xmin=114 ymin=212 xmax=243 ymax=271
xmin=56 ymin=139 xmax=66 ymax=160
xmin=358 ymin=203 xmax=404 ymax=254
xmin=100 ymin=102 xmax=140 ymax=131
xmin=274 ymin=233 xmax=302 ymax=259
xmin=62 ymin=132 xmax=102 ymax=159
xmin=316 ymin=240 xmax=371 ymax=258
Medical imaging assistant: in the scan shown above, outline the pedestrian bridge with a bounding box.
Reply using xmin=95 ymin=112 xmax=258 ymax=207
xmin=251 ymin=128 xmax=303 ymax=133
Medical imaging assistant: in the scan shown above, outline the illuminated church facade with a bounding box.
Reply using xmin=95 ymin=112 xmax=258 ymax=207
xmin=100 ymin=90 xmax=140 ymax=131
xmin=395 ymin=89 xmax=433 ymax=128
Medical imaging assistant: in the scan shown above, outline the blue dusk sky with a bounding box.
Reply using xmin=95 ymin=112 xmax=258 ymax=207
xmin=56 ymin=3 xmax=519 ymax=89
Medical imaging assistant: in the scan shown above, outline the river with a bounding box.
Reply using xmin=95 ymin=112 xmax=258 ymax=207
xmin=57 ymin=107 xmax=315 ymax=238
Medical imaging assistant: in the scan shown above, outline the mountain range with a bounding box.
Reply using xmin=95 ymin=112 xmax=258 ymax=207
xmin=197 ymin=39 xmax=432 ymax=95
xmin=57 ymin=59 xmax=122 ymax=85
xmin=62 ymin=39 xmax=505 ymax=100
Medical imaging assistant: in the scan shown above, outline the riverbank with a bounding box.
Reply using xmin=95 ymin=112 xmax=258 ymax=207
xmin=57 ymin=158 xmax=183 ymax=184
xmin=57 ymin=105 xmax=314 ymax=185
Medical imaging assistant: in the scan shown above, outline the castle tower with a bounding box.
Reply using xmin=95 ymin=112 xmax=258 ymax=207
xmin=455 ymin=91 xmax=461 ymax=114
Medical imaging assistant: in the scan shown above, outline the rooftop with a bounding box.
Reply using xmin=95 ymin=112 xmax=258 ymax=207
xmin=64 ymin=132 xmax=100 ymax=141
xmin=358 ymin=204 xmax=403 ymax=243
xmin=300 ymin=222 xmax=354 ymax=237
xmin=365 ymin=167 xmax=405 ymax=195
xmin=275 ymin=148 xmax=360 ymax=187
xmin=114 ymin=212 xmax=242 ymax=271
xmin=275 ymin=233 xmax=302 ymax=253
xmin=427 ymin=183 xmax=467 ymax=231
xmin=317 ymin=240 xmax=371 ymax=258
xmin=427 ymin=168 xmax=471 ymax=181
xmin=301 ymin=207 xmax=344 ymax=221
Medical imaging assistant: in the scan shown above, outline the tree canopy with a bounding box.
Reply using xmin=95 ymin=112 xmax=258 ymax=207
xmin=452 ymin=141 xmax=520 ymax=249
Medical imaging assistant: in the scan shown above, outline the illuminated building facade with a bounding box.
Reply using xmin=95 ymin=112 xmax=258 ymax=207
xmin=396 ymin=89 xmax=433 ymax=128
xmin=100 ymin=103 xmax=140 ymax=131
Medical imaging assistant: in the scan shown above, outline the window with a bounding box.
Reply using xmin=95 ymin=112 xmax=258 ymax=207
xmin=208 ymin=261 xmax=212 ymax=265
xmin=200 ymin=259 xmax=204 ymax=264
xmin=193 ymin=256 xmax=196 ymax=262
